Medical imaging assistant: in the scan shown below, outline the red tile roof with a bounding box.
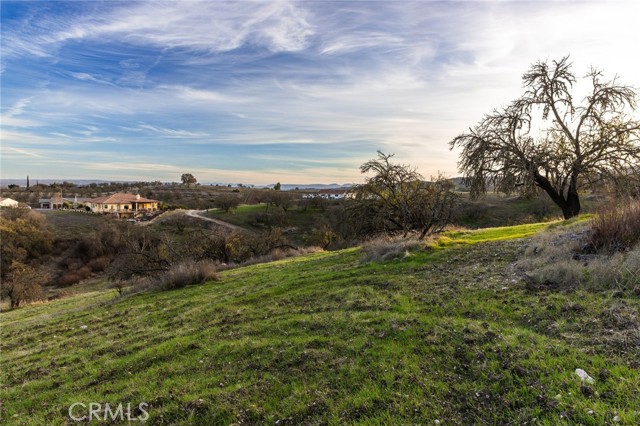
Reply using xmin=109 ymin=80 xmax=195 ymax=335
xmin=88 ymin=193 xmax=158 ymax=204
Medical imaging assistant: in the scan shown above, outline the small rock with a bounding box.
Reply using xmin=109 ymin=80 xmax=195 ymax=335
xmin=613 ymin=415 xmax=620 ymax=422
xmin=575 ymin=368 xmax=594 ymax=384
xmin=79 ymin=325 xmax=88 ymax=330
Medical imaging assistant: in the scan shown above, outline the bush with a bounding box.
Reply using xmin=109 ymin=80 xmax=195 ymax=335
xmin=156 ymin=261 xmax=218 ymax=290
xmin=87 ymin=256 xmax=111 ymax=272
xmin=591 ymin=199 xmax=640 ymax=252
xmin=360 ymin=235 xmax=424 ymax=263
xmin=58 ymin=266 xmax=92 ymax=287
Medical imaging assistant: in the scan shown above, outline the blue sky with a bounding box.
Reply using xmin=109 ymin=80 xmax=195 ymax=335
xmin=1 ymin=0 xmax=639 ymax=184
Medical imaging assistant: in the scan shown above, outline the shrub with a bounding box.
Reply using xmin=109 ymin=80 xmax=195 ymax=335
xmin=360 ymin=234 xmax=424 ymax=263
xmin=87 ymin=256 xmax=111 ymax=272
xmin=591 ymin=199 xmax=640 ymax=253
xmin=156 ymin=261 xmax=218 ymax=290
xmin=58 ymin=266 xmax=92 ymax=287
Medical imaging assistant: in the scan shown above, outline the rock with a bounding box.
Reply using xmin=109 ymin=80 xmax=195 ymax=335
xmin=575 ymin=368 xmax=594 ymax=384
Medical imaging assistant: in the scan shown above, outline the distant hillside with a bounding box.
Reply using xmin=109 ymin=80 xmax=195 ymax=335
xmin=1 ymin=179 xmax=356 ymax=191
xmin=0 ymin=179 xmax=112 ymax=188
xmin=264 ymin=183 xmax=356 ymax=191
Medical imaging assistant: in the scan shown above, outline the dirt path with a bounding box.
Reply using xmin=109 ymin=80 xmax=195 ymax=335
xmin=184 ymin=210 xmax=246 ymax=232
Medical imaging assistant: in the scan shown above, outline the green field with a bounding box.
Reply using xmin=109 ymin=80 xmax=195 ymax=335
xmin=1 ymin=221 xmax=638 ymax=425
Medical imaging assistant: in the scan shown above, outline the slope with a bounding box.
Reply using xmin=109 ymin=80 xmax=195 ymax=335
xmin=1 ymin=220 xmax=638 ymax=425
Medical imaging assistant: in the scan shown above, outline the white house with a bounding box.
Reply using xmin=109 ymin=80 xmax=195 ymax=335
xmin=0 ymin=197 xmax=19 ymax=208
xmin=303 ymin=189 xmax=353 ymax=200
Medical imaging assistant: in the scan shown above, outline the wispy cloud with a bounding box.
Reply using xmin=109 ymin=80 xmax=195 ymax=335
xmin=137 ymin=124 xmax=209 ymax=139
xmin=5 ymin=97 xmax=33 ymax=117
xmin=1 ymin=1 xmax=639 ymax=183
xmin=2 ymin=0 xmax=314 ymax=60
xmin=2 ymin=146 xmax=44 ymax=158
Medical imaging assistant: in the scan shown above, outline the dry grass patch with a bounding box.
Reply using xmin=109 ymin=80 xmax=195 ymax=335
xmin=591 ymin=198 xmax=640 ymax=252
xmin=155 ymin=260 xmax=218 ymax=290
xmin=516 ymin=220 xmax=640 ymax=293
xmin=360 ymin=234 xmax=425 ymax=262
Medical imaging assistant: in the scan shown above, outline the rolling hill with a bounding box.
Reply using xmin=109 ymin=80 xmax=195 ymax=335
xmin=1 ymin=220 xmax=638 ymax=425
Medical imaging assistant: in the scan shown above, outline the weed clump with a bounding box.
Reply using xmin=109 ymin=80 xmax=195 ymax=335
xmin=156 ymin=260 xmax=218 ymax=290
xmin=360 ymin=235 xmax=424 ymax=262
xmin=590 ymin=199 xmax=640 ymax=253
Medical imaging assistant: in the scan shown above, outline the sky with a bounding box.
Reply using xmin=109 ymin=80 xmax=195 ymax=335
xmin=1 ymin=0 xmax=639 ymax=185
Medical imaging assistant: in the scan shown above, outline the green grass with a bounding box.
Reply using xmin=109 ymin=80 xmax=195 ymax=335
xmin=39 ymin=210 xmax=107 ymax=240
xmin=1 ymin=219 xmax=638 ymax=425
xmin=434 ymin=216 xmax=591 ymax=248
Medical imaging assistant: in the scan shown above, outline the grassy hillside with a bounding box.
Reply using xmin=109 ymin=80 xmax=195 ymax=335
xmin=204 ymin=203 xmax=331 ymax=245
xmin=1 ymin=220 xmax=638 ymax=425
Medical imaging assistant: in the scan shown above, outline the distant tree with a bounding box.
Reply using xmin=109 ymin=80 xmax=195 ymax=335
xmin=305 ymin=222 xmax=338 ymax=249
xmin=451 ymin=56 xmax=640 ymax=219
xmin=355 ymin=152 xmax=457 ymax=238
xmin=264 ymin=191 xmax=295 ymax=212
xmin=181 ymin=173 xmax=197 ymax=187
xmin=7 ymin=184 xmax=19 ymax=189
xmin=1 ymin=261 xmax=46 ymax=308
xmin=214 ymin=194 xmax=241 ymax=213
xmin=274 ymin=182 xmax=282 ymax=191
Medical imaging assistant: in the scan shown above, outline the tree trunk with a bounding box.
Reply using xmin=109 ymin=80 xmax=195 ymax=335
xmin=562 ymin=188 xmax=581 ymax=219
xmin=534 ymin=173 xmax=581 ymax=219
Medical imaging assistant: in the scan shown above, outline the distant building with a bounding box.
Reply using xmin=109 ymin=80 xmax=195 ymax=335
xmin=86 ymin=193 xmax=159 ymax=216
xmin=0 ymin=197 xmax=20 ymax=208
xmin=39 ymin=195 xmax=91 ymax=209
xmin=303 ymin=189 xmax=353 ymax=199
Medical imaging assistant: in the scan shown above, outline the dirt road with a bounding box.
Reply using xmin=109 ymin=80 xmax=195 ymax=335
xmin=184 ymin=210 xmax=246 ymax=232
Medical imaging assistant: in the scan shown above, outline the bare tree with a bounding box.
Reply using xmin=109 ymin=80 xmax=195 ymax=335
xmin=451 ymin=56 xmax=640 ymax=219
xmin=355 ymin=152 xmax=457 ymax=238
xmin=0 ymin=209 xmax=53 ymax=280
xmin=214 ymin=194 xmax=241 ymax=213
xmin=2 ymin=262 xmax=46 ymax=308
